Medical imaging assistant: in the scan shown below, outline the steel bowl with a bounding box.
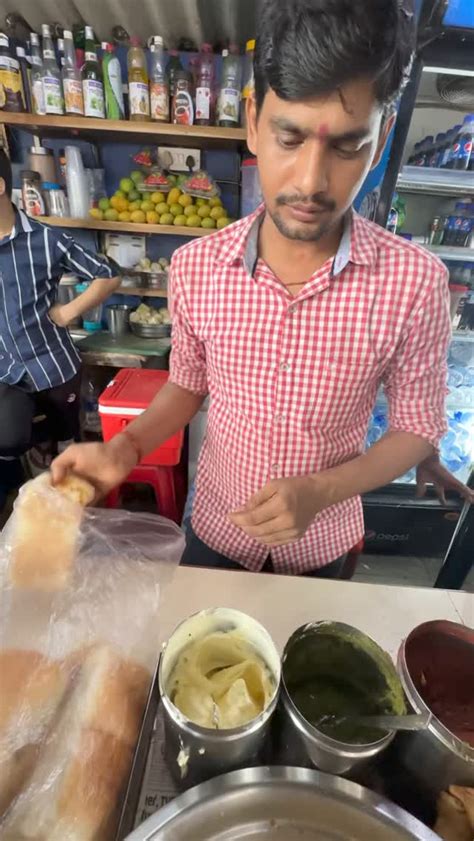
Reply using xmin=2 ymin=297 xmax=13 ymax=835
xmin=280 ymin=621 xmax=405 ymax=775
xmin=158 ymin=608 xmax=281 ymax=789
xmin=395 ymin=620 xmax=474 ymax=798
xmin=130 ymin=321 xmax=171 ymax=339
xmin=125 ymin=766 xmax=440 ymax=840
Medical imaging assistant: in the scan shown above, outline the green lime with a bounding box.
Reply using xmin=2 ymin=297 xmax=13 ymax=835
xmin=201 ymin=216 xmax=217 ymax=229
xmin=174 ymin=214 xmax=187 ymax=226
xmin=186 ymin=214 xmax=202 ymax=227
xmin=160 ymin=213 xmax=174 ymax=225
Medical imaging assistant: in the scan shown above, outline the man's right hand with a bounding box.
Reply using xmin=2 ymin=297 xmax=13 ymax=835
xmin=50 ymin=434 xmax=139 ymax=499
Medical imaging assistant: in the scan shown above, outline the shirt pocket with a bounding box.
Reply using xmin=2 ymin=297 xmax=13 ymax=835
xmin=305 ymin=345 xmax=382 ymax=430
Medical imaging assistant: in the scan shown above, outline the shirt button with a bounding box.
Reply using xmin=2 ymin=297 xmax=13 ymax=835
xmin=279 ymin=362 xmax=290 ymax=372
xmin=288 ymin=305 xmax=296 ymax=315
xmin=275 ymin=413 xmax=285 ymax=423
xmin=271 ymin=463 xmax=280 ymax=475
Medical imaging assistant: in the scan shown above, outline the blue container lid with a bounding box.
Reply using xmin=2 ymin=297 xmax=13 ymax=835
xmin=42 ymin=182 xmax=61 ymax=190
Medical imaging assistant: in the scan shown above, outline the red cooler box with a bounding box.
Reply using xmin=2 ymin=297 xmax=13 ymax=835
xmin=99 ymin=369 xmax=184 ymax=466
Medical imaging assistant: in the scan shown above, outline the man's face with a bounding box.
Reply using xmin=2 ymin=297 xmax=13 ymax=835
xmin=247 ymin=80 xmax=393 ymax=242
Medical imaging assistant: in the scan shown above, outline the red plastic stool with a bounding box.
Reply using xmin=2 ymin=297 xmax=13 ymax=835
xmin=106 ymin=464 xmax=181 ymax=523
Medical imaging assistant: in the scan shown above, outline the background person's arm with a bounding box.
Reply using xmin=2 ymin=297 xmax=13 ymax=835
xmin=49 ymin=276 xmax=120 ymax=327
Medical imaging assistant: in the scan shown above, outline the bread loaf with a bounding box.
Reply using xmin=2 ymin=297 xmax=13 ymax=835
xmin=0 ymin=650 xmax=69 ymax=817
xmin=8 ymin=473 xmax=94 ymax=592
xmin=4 ymin=644 xmax=151 ymax=841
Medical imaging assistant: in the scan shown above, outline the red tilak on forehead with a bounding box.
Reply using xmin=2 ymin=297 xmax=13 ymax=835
xmin=315 ymin=123 xmax=329 ymax=139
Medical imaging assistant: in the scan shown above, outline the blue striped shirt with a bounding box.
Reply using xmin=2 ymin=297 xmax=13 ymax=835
xmin=0 ymin=209 xmax=114 ymax=391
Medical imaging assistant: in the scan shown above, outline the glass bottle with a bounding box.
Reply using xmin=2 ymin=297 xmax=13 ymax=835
xmin=82 ymin=25 xmax=104 ymax=119
xmin=149 ymin=35 xmax=169 ymax=122
xmin=41 ymin=23 xmax=64 ymax=115
xmin=195 ymin=43 xmax=214 ymax=126
xmin=127 ymin=37 xmax=150 ymax=121
xmin=0 ymin=31 xmax=25 ymax=112
xmin=62 ymin=29 xmax=84 ymax=115
xmin=101 ymin=41 xmax=125 ymax=120
xmin=218 ymin=49 xmax=241 ymax=128
xmin=29 ymin=32 xmax=45 ymax=115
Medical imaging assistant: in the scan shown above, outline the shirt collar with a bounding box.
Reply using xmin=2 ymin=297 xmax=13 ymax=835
xmin=2 ymin=207 xmax=33 ymax=242
xmin=218 ymin=203 xmax=378 ymax=277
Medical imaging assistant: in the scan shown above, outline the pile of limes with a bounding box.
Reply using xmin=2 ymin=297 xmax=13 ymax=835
xmin=89 ymin=170 xmax=233 ymax=229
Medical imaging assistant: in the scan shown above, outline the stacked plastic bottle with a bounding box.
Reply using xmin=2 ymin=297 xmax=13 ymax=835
xmin=408 ymin=114 xmax=474 ymax=171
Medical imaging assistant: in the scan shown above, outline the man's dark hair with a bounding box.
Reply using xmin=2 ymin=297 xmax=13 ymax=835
xmin=254 ymin=0 xmax=415 ymax=112
xmin=0 ymin=149 xmax=12 ymax=198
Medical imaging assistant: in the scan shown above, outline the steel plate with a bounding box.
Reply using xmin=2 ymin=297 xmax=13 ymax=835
xmin=126 ymin=767 xmax=440 ymax=841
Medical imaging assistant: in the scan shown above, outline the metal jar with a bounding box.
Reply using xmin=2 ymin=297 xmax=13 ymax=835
xmin=280 ymin=621 xmax=403 ymax=776
xmin=396 ymin=620 xmax=474 ymax=798
xmin=106 ymin=304 xmax=133 ymax=337
xmin=158 ymin=607 xmax=281 ymax=789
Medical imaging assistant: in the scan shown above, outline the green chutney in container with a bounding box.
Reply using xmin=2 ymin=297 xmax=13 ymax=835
xmin=283 ymin=621 xmax=406 ymax=744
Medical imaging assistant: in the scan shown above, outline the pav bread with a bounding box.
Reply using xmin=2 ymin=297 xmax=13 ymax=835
xmin=7 ymin=473 xmax=94 ymax=592
xmin=4 ymin=643 xmax=151 ymax=841
xmin=0 ymin=649 xmax=69 ymax=817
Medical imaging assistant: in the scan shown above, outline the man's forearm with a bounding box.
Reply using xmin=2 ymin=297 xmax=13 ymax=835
xmin=65 ymin=276 xmax=121 ymax=320
xmin=113 ymin=381 xmax=205 ymax=461
xmin=319 ymin=430 xmax=433 ymax=506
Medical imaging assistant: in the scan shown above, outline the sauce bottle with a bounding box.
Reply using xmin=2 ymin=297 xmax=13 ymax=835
xmin=29 ymin=33 xmax=46 ymax=115
xmin=62 ymin=29 xmax=84 ymax=115
xmin=127 ymin=37 xmax=150 ymax=121
xmin=172 ymin=70 xmax=194 ymax=125
xmin=149 ymin=35 xmax=169 ymax=122
xmin=0 ymin=32 xmax=25 ymax=112
xmin=166 ymin=49 xmax=183 ymax=113
xmin=218 ymin=49 xmax=241 ymax=128
xmin=195 ymin=43 xmax=214 ymax=126
xmin=41 ymin=24 xmax=64 ymax=115
xmin=101 ymin=41 xmax=125 ymax=120
xmin=82 ymin=26 xmax=104 ymax=119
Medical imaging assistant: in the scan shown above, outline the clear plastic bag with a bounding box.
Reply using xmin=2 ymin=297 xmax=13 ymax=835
xmin=0 ymin=490 xmax=185 ymax=841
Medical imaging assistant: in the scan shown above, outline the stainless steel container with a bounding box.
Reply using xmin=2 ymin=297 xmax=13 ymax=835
xmin=125 ymin=766 xmax=439 ymax=840
xmin=158 ymin=607 xmax=281 ymax=789
xmin=396 ymin=620 xmax=474 ymax=798
xmin=280 ymin=621 xmax=404 ymax=775
xmin=130 ymin=321 xmax=171 ymax=339
xmin=107 ymin=304 xmax=134 ymax=337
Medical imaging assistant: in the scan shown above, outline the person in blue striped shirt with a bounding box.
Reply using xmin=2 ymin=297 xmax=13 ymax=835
xmin=0 ymin=149 xmax=119 ymax=502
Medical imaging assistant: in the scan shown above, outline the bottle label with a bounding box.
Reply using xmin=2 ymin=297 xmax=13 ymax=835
xmin=22 ymin=185 xmax=45 ymax=216
xmin=173 ymin=90 xmax=193 ymax=125
xmin=150 ymin=81 xmax=169 ymax=121
xmin=43 ymin=75 xmax=64 ymax=114
xmin=219 ymin=87 xmax=240 ymax=124
xmin=195 ymin=85 xmax=210 ymax=121
xmin=43 ymin=48 xmax=55 ymax=60
xmin=83 ymin=78 xmax=104 ymax=118
xmin=85 ymin=51 xmax=96 ymax=62
xmin=32 ymin=78 xmax=46 ymax=114
xmin=63 ymin=77 xmax=84 ymax=115
xmin=106 ymin=57 xmax=125 ymax=117
xmin=129 ymin=81 xmax=150 ymax=118
xmin=0 ymin=55 xmax=23 ymax=111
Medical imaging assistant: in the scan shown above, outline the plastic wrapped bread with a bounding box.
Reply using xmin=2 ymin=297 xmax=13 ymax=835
xmin=5 ymin=474 xmax=95 ymax=592
xmin=0 ymin=509 xmax=185 ymax=840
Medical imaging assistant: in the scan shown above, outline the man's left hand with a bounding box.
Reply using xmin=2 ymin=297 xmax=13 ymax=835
xmin=229 ymin=475 xmax=332 ymax=547
xmin=48 ymin=304 xmax=71 ymax=328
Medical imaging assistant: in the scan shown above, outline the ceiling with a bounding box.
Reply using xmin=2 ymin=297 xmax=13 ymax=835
xmin=0 ymin=0 xmax=257 ymax=49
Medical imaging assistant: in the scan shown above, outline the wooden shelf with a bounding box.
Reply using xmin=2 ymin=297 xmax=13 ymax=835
xmin=116 ymin=286 xmax=167 ymax=297
xmin=0 ymin=113 xmax=247 ymax=148
xmin=37 ymin=216 xmax=210 ymax=237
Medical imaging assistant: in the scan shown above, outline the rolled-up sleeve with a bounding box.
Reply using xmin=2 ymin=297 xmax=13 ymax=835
xmin=168 ymin=258 xmax=208 ymax=395
xmin=383 ymin=265 xmax=451 ymax=449
xmin=56 ymin=233 xmax=114 ymax=280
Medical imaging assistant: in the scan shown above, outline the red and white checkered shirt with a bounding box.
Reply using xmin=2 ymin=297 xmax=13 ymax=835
xmin=169 ymin=205 xmax=451 ymax=574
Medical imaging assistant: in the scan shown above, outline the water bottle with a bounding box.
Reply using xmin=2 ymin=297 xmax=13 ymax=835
xmin=407 ymin=141 xmax=419 ymax=165
xmin=453 ymin=114 xmax=474 ymax=171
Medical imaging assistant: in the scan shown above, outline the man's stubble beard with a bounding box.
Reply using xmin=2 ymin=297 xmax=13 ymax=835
xmin=268 ymin=206 xmax=336 ymax=243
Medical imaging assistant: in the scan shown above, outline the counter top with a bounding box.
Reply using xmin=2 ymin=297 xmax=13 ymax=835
xmin=159 ymin=567 xmax=473 ymax=659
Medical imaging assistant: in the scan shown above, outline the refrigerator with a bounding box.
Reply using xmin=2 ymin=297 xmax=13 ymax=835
xmin=362 ymin=0 xmax=474 ymax=584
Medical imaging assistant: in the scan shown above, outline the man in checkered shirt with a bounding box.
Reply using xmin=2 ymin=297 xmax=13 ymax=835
xmin=54 ymin=0 xmax=472 ymax=576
